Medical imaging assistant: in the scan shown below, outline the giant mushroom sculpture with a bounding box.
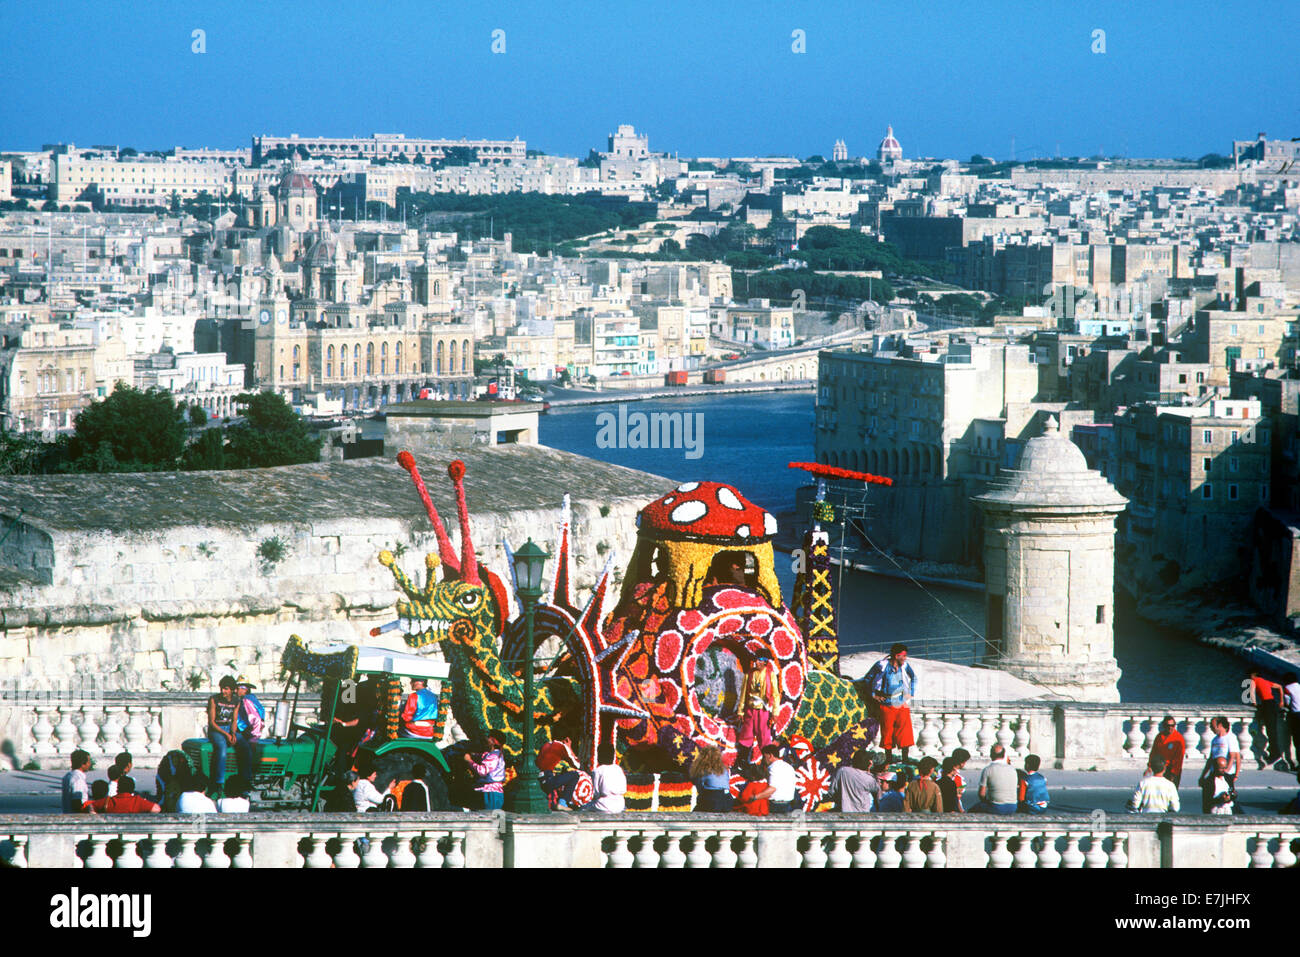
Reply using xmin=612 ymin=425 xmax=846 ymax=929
xmin=620 ymin=480 xmax=784 ymax=611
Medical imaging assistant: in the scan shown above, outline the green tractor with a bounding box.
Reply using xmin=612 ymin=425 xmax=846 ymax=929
xmin=182 ymin=635 xmax=453 ymax=810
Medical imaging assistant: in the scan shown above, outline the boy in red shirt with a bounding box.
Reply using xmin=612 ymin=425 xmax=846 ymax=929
xmin=734 ymin=764 xmax=770 ymax=816
xmin=90 ymin=776 xmax=160 ymax=814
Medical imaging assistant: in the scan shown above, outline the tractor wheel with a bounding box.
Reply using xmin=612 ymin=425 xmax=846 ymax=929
xmin=373 ymin=750 xmax=452 ymax=811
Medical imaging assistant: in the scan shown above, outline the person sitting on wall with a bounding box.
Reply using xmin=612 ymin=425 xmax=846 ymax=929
xmin=398 ymin=678 xmax=440 ymax=739
xmin=234 ymin=676 xmax=265 ymax=780
xmin=206 ymin=676 xmax=250 ymax=794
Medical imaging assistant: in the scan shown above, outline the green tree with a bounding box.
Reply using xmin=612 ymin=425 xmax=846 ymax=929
xmin=181 ymin=427 xmax=227 ymax=471
xmin=225 ymin=392 xmax=322 ymax=468
xmin=65 ymin=385 xmax=186 ymax=472
xmin=0 ymin=431 xmax=47 ymax=475
xmin=187 ymin=404 xmax=208 ymax=428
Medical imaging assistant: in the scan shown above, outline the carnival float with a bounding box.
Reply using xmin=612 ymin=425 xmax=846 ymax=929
xmin=376 ymin=451 xmax=894 ymax=811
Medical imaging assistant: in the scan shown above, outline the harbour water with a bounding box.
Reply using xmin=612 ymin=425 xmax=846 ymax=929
xmin=540 ymin=391 xmax=1247 ymax=702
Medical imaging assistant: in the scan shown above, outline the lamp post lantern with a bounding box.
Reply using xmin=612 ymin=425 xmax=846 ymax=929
xmin=507 ymin=538 xmax=551 ymax=813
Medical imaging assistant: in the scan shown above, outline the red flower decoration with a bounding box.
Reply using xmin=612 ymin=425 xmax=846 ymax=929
xmin=447 ymin=460 xmax=466 ymax=481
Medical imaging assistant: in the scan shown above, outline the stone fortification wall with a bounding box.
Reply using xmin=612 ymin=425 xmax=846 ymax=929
xmin=0 ymin=447 xmax=672 ymax=691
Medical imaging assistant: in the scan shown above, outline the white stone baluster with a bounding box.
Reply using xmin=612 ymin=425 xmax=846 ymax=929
xmin=1084 ymin=834 xmax=1108 ymax=868
xmin=1060 ymin=833 xmax=1085 ymax=868
xmin=203 ymin=833 xmax=232 ymax=868
xmin=1123 ymin=716 xmax=1143 ymax=758
xmin=851 ymin=831 xmax=877 ymax=869
xmin=633 ymin=831 xmax=660 ymax=868
xmin=826 ymin=832 xmax=852 ymax=868
xmin=1273 ymin=834 xmax=1297 ymax=869
xmin=1198 ymin=721 xmax=1215 ymax=760
xmin=660 ymin=833 xmax=687 ymax=868
xmin=114 ymin=835 xmax=144 ymax=869
xmin=976 ymin=715 xmax=997 ymax=756
xmin=229 ymin=835 xmax=253 ymax=869
xmin=1012 ymin=834 xmax=1037 ymax=868
xmin=1036 ymin=832 xmax=1061 ymax=868
xmin=916 ymin=713 xmax=940 ymax=757
xmin=1108 ymin=832 xmax=1129 ymax=869
xmin=143 ymin=836 xmax=173 ymax=869
xmin=607 ymin=832 xmax=634 ymax=868
xmin=900 ymin=832 xmax=926 ymax=869
xmin=925 ymin=833 xmax=947 ymax=869
xmin=1248 ymin=834 xmax=1272 ymax=868
xmin=1236 ymin=721 xmax=1255 ymax=765
xmin=987 ymin=833 xmax=1012 ymax=869
xmin=100 ymin=708 xmax=126 ymax=758
xmin=6 ymin=836 xmax=27 ymax=868
xmin=83 ymin=835 xmax=113 ymax=869
xmin=333 ymin=833 xmax=363 ymax=868
xmin=939 ymin=713 xmax=961 ymax=754
xmin=303 ymin=834 xmax=333 ymax=869
xmin=1142 ymin=714 xmax=1161 ymax=755
xmin=54 ymin=708 xmax=78 ymax=755
xmin=414 ymin=832 xmax=443 ymax=868
xmin=388 ymin=835 xmax=417 ymax=868
xmin=77 ymin=707 xmax=101 ymax=756
xmin=996 ymin=715 xmax=1016 ymax=761
xmin=31 ymin=707 xmax=56 ymax=760
xmin=1179 ymin=717 xmax=1200 ymax=762
xmin=1012 ymin=714 xmax=1031 ymax=757
xmin=800 ymin=832 xmax=828 ymax=869
xmin=174 ymin=833 xmax=203 ymax=869
xmin=360 ymin=834 xmax=388 ymax=868
xmin=123 ymin=708 xmax=148 ymax=756
xmin=959 ymin=715 xmax=981 ymax=753
xmin=684 ymin=832 xmax=711 ymax=868
xmin=877 ymin=831 xmax=903 ymax=869
xmin=712 ymin=830 xmax=739 ymax=868
xmin=443 ymin=835 xmax=466 ymax=868
xmin=736 ymin=833 xmax=758 ymax=869
xmin=145 ymin=710 xmax=164 ymax=756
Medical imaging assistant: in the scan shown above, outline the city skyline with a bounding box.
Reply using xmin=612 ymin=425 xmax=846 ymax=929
xmin=2 ymin=0 xmax=1295 ymax=160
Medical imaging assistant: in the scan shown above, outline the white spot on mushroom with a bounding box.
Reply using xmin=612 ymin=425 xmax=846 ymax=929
xmin=736 ymin=524 xmax=751 ymax=538
xmin=763 ymin=512 xmax=778 ymax=536
xmin=675 ymin=481 xmax=700 ymax=493
xmin=716 ymin=486 xmax=744 ymax=511
xmin=670 ymin=500 xmax=708 ymax=524
xmin=664 ymin=496 xmax=676 ymax=505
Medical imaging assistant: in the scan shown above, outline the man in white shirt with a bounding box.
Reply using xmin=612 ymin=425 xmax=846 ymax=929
xmin=178 ymin=773 xmax=219 ymax=813
xmin=590 ymin=744 xmax=627 ymax=813
xmin=757 ymin=744 xmax=799 ymax=814
xmin=1201 ymin=716 xmax=1240 ymax=812
xmin=1128 ymin=754 xmax=1180 ymax=813
xmin=61 ymin=750 xmax=92 ymax=813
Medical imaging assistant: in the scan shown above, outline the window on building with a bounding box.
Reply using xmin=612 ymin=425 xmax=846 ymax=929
xmin=1229 ymin=457 xmax=1238 ymax=473
xmin=1258 ymin=347 xmax=1266 ymax=359
xmin=462 ymin=339 xmax=469 ymax=374
xmin=1230 ymin=324 xmax=1238 ymax=335
xmin=1262 ymin=483 xmax=1270 ymax=502
xmin=1203 ymin=430 xmax=1213 ymax=444
xmin=1231 ymin=430 xmax=1239 ymax=443
xmin=1229 ymin=484 xmax=1239 ymax=501
xmin=1096 ymin=605 xmax=1106 ymax=624
xmin=1202 ymin=483 xmax=1213 ymax=499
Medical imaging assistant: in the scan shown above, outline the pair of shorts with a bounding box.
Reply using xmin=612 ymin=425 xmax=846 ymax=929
xmin=878 ymin=704 xmax=915 ymax=748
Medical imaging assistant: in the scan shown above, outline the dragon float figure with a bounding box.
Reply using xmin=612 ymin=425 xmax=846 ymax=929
xmin=378 ymin=452 xmax=885 ymax=809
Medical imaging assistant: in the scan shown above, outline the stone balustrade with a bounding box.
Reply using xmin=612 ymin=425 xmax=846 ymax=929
xmin=2 ymin=814 xmax=1296 ymax=868
xmin=0 ymin=693 xmax=1268 ymax=772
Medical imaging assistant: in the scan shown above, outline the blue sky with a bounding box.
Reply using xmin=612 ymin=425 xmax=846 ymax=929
xmin=1 ymin=0 xmax=1294 ymax=160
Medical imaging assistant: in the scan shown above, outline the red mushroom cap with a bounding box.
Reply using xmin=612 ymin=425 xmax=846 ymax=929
xmin=637 ymin=481 xmax=777 ymax=544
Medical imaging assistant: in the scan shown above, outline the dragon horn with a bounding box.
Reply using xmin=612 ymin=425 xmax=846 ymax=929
xmin=447 ymin=459 xmax=480 ymax=586
xmin=396 ymin=450 xmax=459 ymax=573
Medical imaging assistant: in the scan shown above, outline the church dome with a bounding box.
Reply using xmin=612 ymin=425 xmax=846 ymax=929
xmin=877 ymin=125 xmax=902 ymax=160
xmin=278 ymin=168 xmax=316 ymax=195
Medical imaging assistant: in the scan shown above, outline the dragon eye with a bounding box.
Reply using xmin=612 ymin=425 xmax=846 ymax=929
xmin=457 ymin=592 xmax=481 ymax=611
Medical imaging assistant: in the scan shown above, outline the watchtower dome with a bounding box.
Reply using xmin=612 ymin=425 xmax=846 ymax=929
xmin=973 ymin=417 xmax=1127 ymax=702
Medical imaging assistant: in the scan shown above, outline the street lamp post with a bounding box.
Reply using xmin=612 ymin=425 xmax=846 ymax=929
xmin=507 ymin=538 xmax=551 ymax=813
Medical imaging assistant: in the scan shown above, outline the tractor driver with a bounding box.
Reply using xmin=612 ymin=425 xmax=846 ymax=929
xmin=399 ymin=677 xmax=440 ymax=739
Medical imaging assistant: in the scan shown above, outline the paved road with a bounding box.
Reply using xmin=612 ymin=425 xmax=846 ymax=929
xmin=2 ymin=766 xmax=1294 ymax=816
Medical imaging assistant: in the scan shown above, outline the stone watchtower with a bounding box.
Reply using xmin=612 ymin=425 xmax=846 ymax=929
xmin=973 ymin=417 xmax=1127 ymax=702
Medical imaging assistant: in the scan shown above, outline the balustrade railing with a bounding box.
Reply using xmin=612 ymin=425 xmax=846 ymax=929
xmin=4 ymin=815 xmax=1294 ymax=868
xmin=0 ymin=694 xmax=1269 ymax=771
